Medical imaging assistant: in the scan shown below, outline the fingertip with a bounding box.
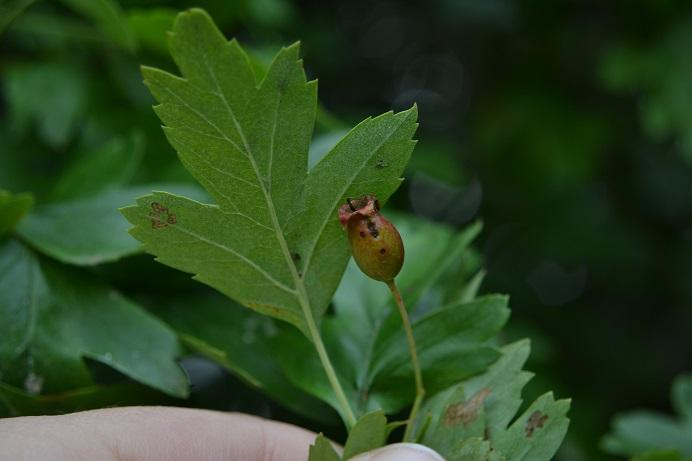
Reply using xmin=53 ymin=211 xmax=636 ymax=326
xmin=350 ymin=443 xmax=445 ymax=461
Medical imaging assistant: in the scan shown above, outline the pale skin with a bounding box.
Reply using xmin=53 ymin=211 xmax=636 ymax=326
xmin=0 ymin=406 xmax=443 ymax=461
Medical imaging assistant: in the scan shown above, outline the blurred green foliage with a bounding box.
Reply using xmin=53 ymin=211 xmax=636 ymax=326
xmin=1 ymin=0 xmax=691 ymax=459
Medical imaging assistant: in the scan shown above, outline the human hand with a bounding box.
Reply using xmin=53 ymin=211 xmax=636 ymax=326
xmin=0 ymin=406 xmax=444 ymax=461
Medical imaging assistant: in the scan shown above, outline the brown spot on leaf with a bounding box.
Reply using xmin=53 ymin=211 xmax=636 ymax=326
xmin=444 ymin=388 xmax=491 ymax=427
xmin=291 ymin=252 xmax=301 ymax=262
xmin=149 ymin=201 xmax=176 ymax=229
xmin=525 ymin=411 xmax=548 ymax=438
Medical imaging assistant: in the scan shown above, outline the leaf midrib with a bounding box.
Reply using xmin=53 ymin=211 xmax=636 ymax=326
xmin=196 ymin=45 xmax=307 ymax=314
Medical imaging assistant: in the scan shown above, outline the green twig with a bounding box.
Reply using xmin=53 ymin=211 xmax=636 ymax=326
xmin=387 ymin=279 xmax=425 ymax=441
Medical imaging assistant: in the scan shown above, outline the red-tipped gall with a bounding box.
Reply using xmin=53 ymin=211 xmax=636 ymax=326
xmin=339 ymin=195 xmax=404 ymax=282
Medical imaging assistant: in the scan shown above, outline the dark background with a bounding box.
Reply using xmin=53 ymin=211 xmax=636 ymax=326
xmin=2 ymin=0 xmax=692 ymax=459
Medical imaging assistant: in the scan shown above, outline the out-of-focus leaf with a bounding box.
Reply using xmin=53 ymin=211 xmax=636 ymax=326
xmin=604 ymin=372 xmax=692 ymax=458
xmin=342 ymin=410 xmax=387 ymax=459
xmin=0 ymin=381 xmax=174 ymax=418
xmin=632 ymin=450 xmax=692 ymax=461
xmin=308 ymin=434 xmax=342 ymax=461
xmin=150 ymin=290 xmax=337 ymax=424
xmin=0 ymin=0 xmax=37 ymax=34
xmin=5 ymin=62 xmax=87 ymax=149
xmin=0 ymin=190 xmax=33 ymax=237
xmin=603 ymin=412 xmax=692 ymax=457
xmin=127 ymin=8 xmax=176 ymax=56
xmin=600 ymin=21 xmax=692 ymax=163
xmin=672 ymin=374 xmax=692 ymax=421
xmin=369 ymin=295 xmax=509 ymax=407
xmin=17 ymin=184 xmax=206 ymax=266
xmin=51 ymin=131 xmax=145 ymax=201
xmin=57 ymin=0 xmax=136 ymax=52
xmin=0 ymin=240 xmax=188 ymax=397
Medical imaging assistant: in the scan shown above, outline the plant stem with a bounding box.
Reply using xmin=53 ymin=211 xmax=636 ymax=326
xmin=386 ymin=279 xmax=425 ymax=442
xmin=298 ymin=284 xmax=357 ymax=428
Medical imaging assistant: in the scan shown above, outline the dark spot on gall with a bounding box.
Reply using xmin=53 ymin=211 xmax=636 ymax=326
xmin=359 ymin=231 xmax=366 ymax=238
xmin=367 ymin=219 xmax=379 ymax=238
xmin=380 ymin=248 xmax=386 ymax=254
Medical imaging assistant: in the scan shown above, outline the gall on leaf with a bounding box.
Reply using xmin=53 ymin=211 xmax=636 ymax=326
xmin=339 ymin=195 xmax=404 ymax=282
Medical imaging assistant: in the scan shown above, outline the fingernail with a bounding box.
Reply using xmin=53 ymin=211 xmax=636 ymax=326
xmin=350 ymin=443 xmax=445 ymax=461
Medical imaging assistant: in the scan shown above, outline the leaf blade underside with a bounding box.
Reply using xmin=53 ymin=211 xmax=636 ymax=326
xmin=121 ymin=8 xmax=418 ymax=335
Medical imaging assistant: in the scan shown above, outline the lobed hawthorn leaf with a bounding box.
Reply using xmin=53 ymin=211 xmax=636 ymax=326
xmin=120 ymin=8 xmax=418 ymax=336
xmin=0 ymin=239 xmax=188 ymax=398
xmin=308 ymin=435 xmax=341 ymax=461
xmin=342 ymin=410 xmax=387 ymax=459
xmin=307 ymin=410 xmax=387 ymax=461
xmin=418 ymin=340 xmax=570 ymax=461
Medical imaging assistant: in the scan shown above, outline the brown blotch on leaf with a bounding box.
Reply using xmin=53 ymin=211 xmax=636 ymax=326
xmin=525 ymin=411 xmax=548 ymax=438
xmin=149 ymin=201 xmax=176 ymax=229
xmin=444 ymin=388 xmax=491 ymax=427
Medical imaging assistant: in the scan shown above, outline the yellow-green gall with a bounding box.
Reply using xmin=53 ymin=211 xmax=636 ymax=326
xmin=339 ymin=195 xmax=404 ymax=282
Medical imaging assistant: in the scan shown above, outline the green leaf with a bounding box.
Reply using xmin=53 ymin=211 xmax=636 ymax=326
xmin=5 ymin=62 xmax=87 ymax=148
xmin=632 ymin=450 xmax=692 ymax=461
xmin=493 ymin=392 xmax=570 ymax=461
xmin=121 ymin=8 xmax=417 ymax=336
xmin=309 ymin=434 xmax=342 ymax=461
xmin=343 ymin=410 xmax=387 ymax=459
xmin=149 ymin=290 xmax=337 ymax=423
xmin=57 ymin=0 xmax=136 ymax=52
xmin=0 ymin=239 xmax=188 ymax=397
xmin=672 ymin=374 xmax=692 ymax=421
xmin=369 ymin=295 xmax=509 ymax=402
xmin=50 ymin=132 xmax=145 ymax=201
xmin=0 ymin=381 xmax=174 ymax=418
xmin=127 ymin=8 xmax=176 ymax=56
xmin=604 ymin=372 xmax=692 ymax=457
xmin=0 ymin=190 xmax=33 ymax=237
xmin=17 ymin=184 xmax=206 ymax=265
xmin=0 ymin=0 xmax=37 ymax=34
xmin=603 ymin=412 xmax=692 ymax=457
xmin=419 ymin=340 xmax=570 ymax=461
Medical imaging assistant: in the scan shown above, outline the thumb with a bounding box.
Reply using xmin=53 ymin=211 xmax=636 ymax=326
xmin=350 ymin=443 xmax=445 ymax=461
